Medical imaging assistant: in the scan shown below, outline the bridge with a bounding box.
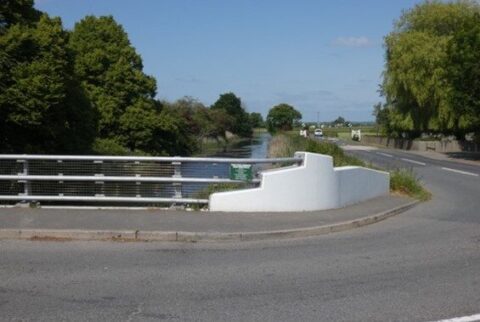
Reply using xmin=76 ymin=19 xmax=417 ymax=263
xmin=0 ymin=152 xmax=389 ymax=211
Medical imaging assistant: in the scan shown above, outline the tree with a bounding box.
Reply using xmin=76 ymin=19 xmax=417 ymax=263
xmin=266 ymin=103 xmax=302 ymax=133
xmin=333 ymin=116 xmax=346 ymax=126
xmin=249 ymin=112 xmax=264 ymax=128
xmin=0 ymin=14 xmax=95 ymax=153
xmin=117 ymin=99 xmax=193 ymax=156
xmin=382 ymin=0 xmax=480 ymax=138
xmin=69 ymin=15 xmax=188 ymax=155
xmin=447 ymin=12 xmax=480 ymax=138
xmin=211 ymin=92 xmax=253 ymax=137
xmin=162 ymin=97 xmax=234 ymax=153
xmin=372 ymin=102 xmax=391 ymax=135
xmin=69 ymin=16 xmax=156 ymax=137
xmin=0 ymin=0 xmax=40 ymax=32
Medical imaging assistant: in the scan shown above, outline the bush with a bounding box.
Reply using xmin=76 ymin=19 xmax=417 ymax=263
xmin=91 ymin=138 xmax=145 ymax=156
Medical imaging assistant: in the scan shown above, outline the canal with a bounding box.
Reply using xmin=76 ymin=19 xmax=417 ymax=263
xmin=206 ymin=132 xmax=271 ymax=159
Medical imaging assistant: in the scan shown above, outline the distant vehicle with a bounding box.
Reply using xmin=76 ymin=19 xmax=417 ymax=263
xmin=314 ymin=129 xmax=323 ymax=137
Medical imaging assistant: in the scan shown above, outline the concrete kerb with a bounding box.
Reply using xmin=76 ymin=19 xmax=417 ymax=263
xmin=0 ymin=200 xmax=419 ymax=243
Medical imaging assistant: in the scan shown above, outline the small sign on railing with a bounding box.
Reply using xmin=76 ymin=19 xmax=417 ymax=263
xmin=229 ymin=164 xmax=253 ymax=181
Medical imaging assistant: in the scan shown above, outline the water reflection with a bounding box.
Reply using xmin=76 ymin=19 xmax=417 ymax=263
xmin=208 ymin=132 xmax=271 ymax=159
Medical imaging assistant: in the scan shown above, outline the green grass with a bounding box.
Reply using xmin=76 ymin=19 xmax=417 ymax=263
xmin=268 ymin=134 xmax=365 ymax=167
xmin=319 ymin=126 xmax=378 ymax=141
xmin=268 ymin=133 xmax=430 ymax=201
xmin=389 ymin=169 xmax=431 ymax=201
xmin=337 ymin=132 xmax=351 ymax=140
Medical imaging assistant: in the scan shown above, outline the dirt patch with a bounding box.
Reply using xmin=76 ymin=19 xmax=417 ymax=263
xmin=29 ymin=236 xmax=73 ymax=242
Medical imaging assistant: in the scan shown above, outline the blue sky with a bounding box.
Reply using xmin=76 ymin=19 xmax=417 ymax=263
xmin=35 ymin=0 xmax=422 ymax=122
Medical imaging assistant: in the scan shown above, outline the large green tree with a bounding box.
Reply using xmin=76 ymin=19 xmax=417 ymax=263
xmin=211 ymin=92 xmax=253 ymax=137
xmin=0 ymin=14 xmax=95 ymax=153
xmin=69 ymin=15 xmax=184 ymax=155
xmin=382 ymin=0 xmax=480 ymax=138
xmin=69 ymin=16 xmax=156 ymax=137
xmin=266 ymin=103 xmax=302 ymax=133
xmin=165 ymin=97 xmax=234 ymax=146
xmin=0 ymin=0 xmax=40 ymax=32
xmin=447 ymin=12 xmax=480 ymax=138
xmin=249 ymin=112 xmax=265 ymax=128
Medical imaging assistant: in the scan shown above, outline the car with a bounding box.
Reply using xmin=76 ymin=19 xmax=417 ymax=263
xmin=314 ymin=129 xmax=323 ymax=137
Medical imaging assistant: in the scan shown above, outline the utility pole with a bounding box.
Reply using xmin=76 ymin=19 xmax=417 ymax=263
xmin=317 ymin=111 xmax=320 ymax=128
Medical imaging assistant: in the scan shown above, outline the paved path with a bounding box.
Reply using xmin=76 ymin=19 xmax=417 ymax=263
xmin=0 ymin=195 xmax=410 ymax=234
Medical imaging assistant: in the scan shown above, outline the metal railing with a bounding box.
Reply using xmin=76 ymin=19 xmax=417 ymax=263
xmin=0 ymin=154 xmax=303 ymax=206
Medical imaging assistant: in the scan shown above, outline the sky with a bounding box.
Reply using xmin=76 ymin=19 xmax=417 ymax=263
xmin=34 ymin=0 xmax=422 ymax=122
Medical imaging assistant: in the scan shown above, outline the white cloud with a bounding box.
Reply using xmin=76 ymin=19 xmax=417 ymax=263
xmin=332 ymin=36 xmax=373 ymax=48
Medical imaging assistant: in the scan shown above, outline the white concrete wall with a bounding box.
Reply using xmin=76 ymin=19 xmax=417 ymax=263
xmin=335 ymin=166 xmax=390 ymax=207
xmin=209 ymin=152 xmax=390 ymax=212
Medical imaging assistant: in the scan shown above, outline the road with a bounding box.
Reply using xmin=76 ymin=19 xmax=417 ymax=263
xmin=1 ymin=145 xmax=480 ymax=321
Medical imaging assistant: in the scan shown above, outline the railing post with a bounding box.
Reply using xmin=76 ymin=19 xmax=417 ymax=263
xmin=23 ymin=160 xmax=30 ymax=196
xmin=172 ymin=161 xmax=182 ymax=201
xmin=134 ymin=161 xmax=141 ymax=198
xmin=17 ymin=159 xmax=31 ymax=205
xmin=93 ymin=160 xmax=105 ymax=197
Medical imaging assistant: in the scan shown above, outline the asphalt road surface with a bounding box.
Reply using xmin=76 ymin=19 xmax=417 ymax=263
xmin=1 ymin=145 xmax=480 ymax=321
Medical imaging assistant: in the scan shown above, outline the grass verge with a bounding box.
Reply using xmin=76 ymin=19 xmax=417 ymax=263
xmin=268 ymin=133 xmax=431 ymax=201
xmin=268 ymin=134 xmax=364 ymax=167
xmin=389 ymin=169 xmax=431 ymax=201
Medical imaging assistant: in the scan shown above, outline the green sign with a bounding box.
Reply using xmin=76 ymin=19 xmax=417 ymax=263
xmin=229 ymin=164 xmax=253 ymax=181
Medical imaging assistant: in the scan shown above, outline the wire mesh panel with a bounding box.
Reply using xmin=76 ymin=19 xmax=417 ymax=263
xmin=0 ymin=155 xmax=302 ymax=206
xmin=0 ymin=180 xmax=23 ymax=195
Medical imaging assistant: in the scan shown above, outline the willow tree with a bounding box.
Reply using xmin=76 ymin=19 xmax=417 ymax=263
xmin=382 ymin=0 xmax=480 ymax=138
xmin=447 ymin=12 xmax=480 ymax=138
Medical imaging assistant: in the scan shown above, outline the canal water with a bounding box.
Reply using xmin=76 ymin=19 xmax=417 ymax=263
xmin=179 ymin=132 xmax=272 ymax=198
xmin=207 ymin=132 xmax=271 ymax=159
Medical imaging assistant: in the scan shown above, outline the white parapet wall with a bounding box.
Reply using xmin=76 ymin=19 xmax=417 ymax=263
xmin=209 ymin=152 xmax=390 ymax=212
xmin=335 ymin=166 xmax=390 ymax=208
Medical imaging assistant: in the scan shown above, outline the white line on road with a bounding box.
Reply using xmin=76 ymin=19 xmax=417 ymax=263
xmin=441 ymin=167 xmax=479 ymax=177
xmin=430 ymin=313 xmax=480 ymax=322
xmin=341 ymin=145 xmax=378 ymax=151
xmin=400 ymin=158 xmax=426 ymax=166
xmin=376 ymin=152 xmax=393 ymax=158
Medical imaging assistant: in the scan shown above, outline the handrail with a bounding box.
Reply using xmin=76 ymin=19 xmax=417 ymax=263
xmin=0 ymin=195 xmax=209 ymax=204
xmin=0 ymin=154 xmax=303 ymax=164
xmin=0 ymin=154 xmax=303 ymax=206
xmin=0 ymin=174 xmax=261 ymax=184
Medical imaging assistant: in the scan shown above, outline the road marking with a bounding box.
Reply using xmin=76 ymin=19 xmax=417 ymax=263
xmin=441 ymin=167 xmax=479 ymax=177
xmin=376 ymin=152 xmax=393 ymax=158
xmin=342 ymin=145 xmax=377 ymax=151
xmin=430 ymin=313 xmax=480 ymax=322
xmin=400 ymin=158 xmax=426 ymax=166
